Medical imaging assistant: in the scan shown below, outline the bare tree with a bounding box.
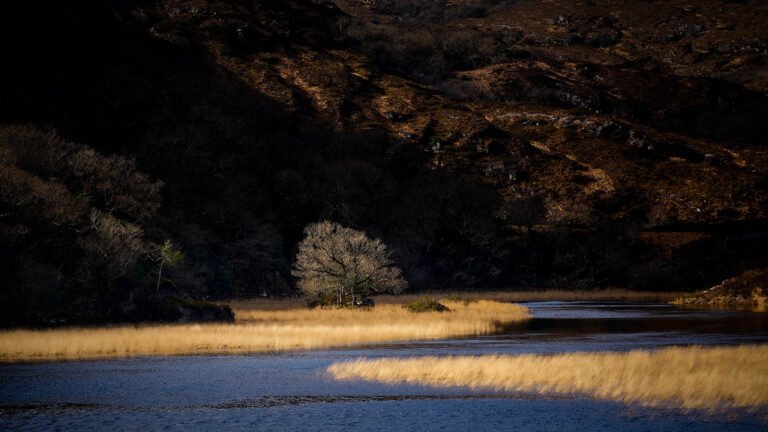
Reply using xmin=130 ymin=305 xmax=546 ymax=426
xmin=155 ymin=239 xmax=183 ymax=291
xmin=292 ymin=221 xmax=406 ymax=306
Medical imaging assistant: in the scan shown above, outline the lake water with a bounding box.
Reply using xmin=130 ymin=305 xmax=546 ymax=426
xmin=2 ymin=302 xmax=767 ymax=431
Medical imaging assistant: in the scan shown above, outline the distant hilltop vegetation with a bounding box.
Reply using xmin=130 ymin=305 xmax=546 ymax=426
xmin=1 ymin=0 xmax=767 ymax=325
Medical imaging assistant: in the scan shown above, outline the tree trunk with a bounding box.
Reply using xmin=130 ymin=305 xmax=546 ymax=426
xmin=156 ymin=260 xmax=164 ymax=292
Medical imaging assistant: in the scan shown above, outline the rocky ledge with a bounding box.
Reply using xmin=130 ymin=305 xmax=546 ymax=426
xmin=672 ymin=269 xmax=767 ymax=310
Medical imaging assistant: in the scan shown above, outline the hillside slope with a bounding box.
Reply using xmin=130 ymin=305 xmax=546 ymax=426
xmin=1 ymin=0 xmax=767 ymax=324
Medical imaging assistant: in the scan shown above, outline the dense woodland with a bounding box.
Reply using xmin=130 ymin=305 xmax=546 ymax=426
xmin=1 ymin=0 xmax=767 ymax=325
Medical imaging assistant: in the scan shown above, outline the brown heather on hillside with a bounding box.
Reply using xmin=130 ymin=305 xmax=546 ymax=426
xmin=328 ymin=345 xmax=768 ymax=410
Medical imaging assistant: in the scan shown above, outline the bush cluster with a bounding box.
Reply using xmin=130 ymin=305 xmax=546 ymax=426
xmin=403 ymin=296 xmax=450 ymax=312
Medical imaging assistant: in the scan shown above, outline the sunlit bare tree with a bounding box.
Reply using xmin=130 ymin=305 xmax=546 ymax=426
xmin=292 ymin=221 xmax=406 ymax=306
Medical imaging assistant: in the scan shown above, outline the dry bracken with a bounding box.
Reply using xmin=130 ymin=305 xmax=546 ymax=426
xmin=328 ymin=345 xmax=768 ymax=410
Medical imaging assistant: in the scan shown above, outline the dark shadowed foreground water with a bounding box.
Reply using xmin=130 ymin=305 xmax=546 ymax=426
xmin=2 ymin=302 xmax=767 ymax=431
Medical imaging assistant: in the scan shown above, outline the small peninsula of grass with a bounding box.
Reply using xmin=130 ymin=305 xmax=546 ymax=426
xmin=373 ymin=290 xmax=685 ymax=303
xmin=0 ymin=299 xmax=528 ymax=362
xmin=328 ymin=345 xmax=768 ymax=410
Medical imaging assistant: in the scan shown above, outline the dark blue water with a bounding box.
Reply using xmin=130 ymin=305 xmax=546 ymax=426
xmin=2 ymin=302 xmax=767 ymax=431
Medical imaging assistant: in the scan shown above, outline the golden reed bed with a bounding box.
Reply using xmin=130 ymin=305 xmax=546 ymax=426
xmin=0 ymin=300 xmax=528 ymax=362
xmin=228 ymin=289 xmax=685 ymax=312
xmin=328 ymin=345 xmax=768 ymax=410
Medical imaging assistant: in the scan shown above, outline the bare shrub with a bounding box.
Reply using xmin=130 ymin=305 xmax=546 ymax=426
xmin=292 ymin=221 xmax=406 ymax=306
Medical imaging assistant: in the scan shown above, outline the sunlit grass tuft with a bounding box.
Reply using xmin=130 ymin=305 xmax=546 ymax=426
xmin=0 ymin=300 xmax=528 ymax=362
xmin=327 ymin=345 xmax=768 ymax=410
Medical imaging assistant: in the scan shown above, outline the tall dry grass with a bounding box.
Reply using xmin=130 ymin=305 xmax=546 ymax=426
xmin=373 ymin=290 xmax=685 ymax=304
xmin=328 ymin=345 xmax=768 ymax=410
xmin=226 ymin=290 xmax=684 ymax=312
xmin=0 ymin=300 xmax=528 ymax=362
xmin=232 ymin=299 xmax=523 ymax=324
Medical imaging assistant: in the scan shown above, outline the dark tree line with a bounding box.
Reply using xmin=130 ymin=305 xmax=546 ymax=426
xmin=0 ymin=0 xmax=518 ymax=323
